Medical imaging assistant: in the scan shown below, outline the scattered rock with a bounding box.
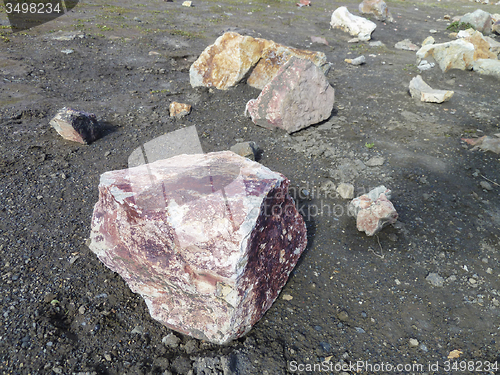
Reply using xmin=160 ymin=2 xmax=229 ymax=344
xmin=416 ymin=39 xmax=475 ymax=72
xmin=230 ymin=141 xmax=260 ymax=161
xmin=50 ymin=31 xmax=86 ymax=41
xmin=49 ymin=107 xmax=99 ymax=145
xmin=190 ymin=32 xmax=327 ymax=90
xmin=330 ymin=6 xmax=377 ymax=41
xmin=359 ymin=0 xmax=393 ymax=22
xmin=408 ymin=75 xmax=454 ymax=103
xmin=395 ymin=39 xmax=419 ymax=51
xmin=426 ymin=272 xmax=444 ymax=287
xmin=409 ymin=338 xmax=419 ymax=347
xmin=311 ymin=36 xmax=329 ymax=45
xmin=369 ymin=41 xmax=385 ymax=47
xmin=417 ymin=60 xmax=435 ymax=71
xmin=89 ymin=151 xmax=307 ymax=344
xmin=422 ymin=36 xmax=435 ymax=46
xmin=473 ymin=58 xmax=500 ymax=78
xmin=131 ymin=326 xmax=144 ymax=335
xmin=245 ymin=56 xmax=335 ymax=134
xmin=282 ymin=294 xmax=293 ymax=301
xmin=162 ymin=333 xmax=181 ymax=348
xmin=459 ymin=30 xmax=498 ymax=60
xmin=336 ymin=183 xmax=354 ymax=199
xmin=462 ymin=135 xmax=500 ymax=154
xmin=348 ymin=186 xmax=398 ymax=236
xmin=182 ymin=1 xmax=192 ymax=7
xmin=345 ymin=55 xmax=366 ymax=65
xmin=365 ymin=156 xmax=385 ymax=167
xmin=460 ymin=9 xmax=492 ymax=35
xmin=169 ymin=102 xmax=192 ymax=118
xmin=493 ymin=20 xmax=500 ymax=35
xmin=480 ymin=181 xmax=493 ymax=191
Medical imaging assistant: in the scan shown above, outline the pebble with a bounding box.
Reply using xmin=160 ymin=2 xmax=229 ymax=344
xmin=426 ymin=272 xmax=444 ymax=287
xmin=480 ymin=181 xmax=493 ymax=191
xmin=104 ymin=353 xmax=112 ymax=361
xmin=355 ymin=327 xmax=366 ymax=334
xmin=336 ymin=183 xmax=354 ymax=200
xmin=409 ymin=338 xmax=419 ymax=347
xmin=365 ymin=156 xmax=385 ymax=167
xmin=337 ymin=310 xmax=349 ymax=322
xmin=131 ymin=326 xmax=144 ymax=335
xmin=469 ymin=278 xmax=477 ymax=285
xmin=282 ymin=294 xmax=293 ymax=301
xmin=162 ymin=333 xmax=181 ymax=348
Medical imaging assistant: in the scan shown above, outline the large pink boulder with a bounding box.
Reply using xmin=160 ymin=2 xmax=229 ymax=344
xmin=89 ymin=151 xmax=307 ymax=344
xmin=245 ymin=56 xmax=335 ymax=133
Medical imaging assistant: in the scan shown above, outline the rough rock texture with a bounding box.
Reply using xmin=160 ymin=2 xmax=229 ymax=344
xmin=409 ymin=75 xmax=454 ymax=103
xmin=416 ymin=39 xmax=475 ymax=72
xmin=337 ymin=183 xmax=354 ymax=199
xmin=330 ymin=6 xmax=377 ymax=41
xmin=348 ymin=186 xmax=398 ymax=236
xmin=245 ymin=57 xmax=335 ymax=134
xmin=473 ymin=58 xmax=500 ymax=78
xmin=359 ymin=0 xmax=393 ymax=22
xmin=463 ymin=135 xmax=500 ymax=154
xmin=49 ymin=107 xmax=99 ymax=144
xmin=230 ymin=141 xmax=260 ymax=161
xmin=493 ymin=20 xmax=500 ymax=35
xmin=89 ymin=151 xmax=307 ymax=345
xmin=459 ymin=30 xmax=498 ymax=60
xmin=169 ymin=102 xmax=192 ymax=118
xmin=345 ymin=55 xmax=366 ymax=65
xmin=189 ymin=32 xmax=327 ymax=90
xmin=460 ymin=9 xmax=492 ymax=35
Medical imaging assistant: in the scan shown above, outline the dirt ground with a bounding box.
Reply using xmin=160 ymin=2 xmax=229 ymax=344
xmin=1 ymin=0 xmax=500 ymax=374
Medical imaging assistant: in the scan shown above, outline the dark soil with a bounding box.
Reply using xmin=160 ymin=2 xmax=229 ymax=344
xmin=1 ymin=0 xmax=499 ymax=374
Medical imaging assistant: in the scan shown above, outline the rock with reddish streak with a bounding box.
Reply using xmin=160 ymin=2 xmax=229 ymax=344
xmin=89 ymin=151 xmax=307 ymax=344
xmin=245 ymin=57 xmax=335 ymax=134
xmin=348 ymin=186 xmax=398 ymax=236
xmin=50 ymin=107 xmax=99 ymax=144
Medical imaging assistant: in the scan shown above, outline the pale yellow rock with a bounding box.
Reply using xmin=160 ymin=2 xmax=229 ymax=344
xmin=464 ymin=31 xmax=498 ymax=60
xmin=169 ymin=102 xmax=192 ymax=118
xmin=416 ymin=39 xmax=475 ymax=72
xmin=190 ymin=32 xmax=327 ymax=90
xmin=182 ymin=1 xmax=192 ymax=6
xmin=422 ymin=36 xmax=435 ymax=46
xmin=409 ymin=75 xmax=454 ymax=103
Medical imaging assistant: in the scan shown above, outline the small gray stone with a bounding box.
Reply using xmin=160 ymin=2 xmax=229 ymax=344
xmin=409 ymin=338 xmax=419 ymax=347
xmin=131 ymin=326 xmax=144 ymax=335
xmin=480 ymin=181 xmax=493 ymax=191
xmin=230 ymin=141 xmax=259 ymax=161
xmin=426 ymin=272 xmax=444 ymax=287
xmin=162 ymin=333 xmax=181 ymax=348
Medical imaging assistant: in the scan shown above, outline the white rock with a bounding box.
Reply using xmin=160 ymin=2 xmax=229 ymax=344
xmin=417 ymin=60 xmax=435 ymax=71
xmin=473 ymin=58 xmax=500 ymax=78
xmin=416 ymin=39 xmax=475 ymax=72
xmin=330 ymin=6 xmax=377 ymax=41
xmin=409 ymin=75 xmax=454 ymax=103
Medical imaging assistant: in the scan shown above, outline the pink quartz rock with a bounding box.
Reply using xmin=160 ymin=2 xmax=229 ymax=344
xmin=245 ymin=56 xmax=335 ymax=134
xmin=89 ymin=151 xmax=307 ymax=344
xmin=348 ymin=186 xmax=398 ymax=236
xmin=49 ymin=107 xmax=99 ymax=144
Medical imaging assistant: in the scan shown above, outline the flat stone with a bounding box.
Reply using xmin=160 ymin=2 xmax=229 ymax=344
xmin=345 ymin=55 xmax=366 ymax=65
xmin=460 ymin=9 xmax=492 ymax=35
xmin=230 ymin=141 xmax=260 ymax=161
xmin=359 ymin=0 xmax=393 ymax=22
xmin=395 ymin=39 xmax=419 ymax=51
xmin=365 ymin=156 xmax=385 ymax=167
xmin=330 ymin=6 xmax=377 ymax=42
xmin=89 ymin=151 xmax=307 ymax=345
xmin=169 ymin=102 xmax=192 ymax=118
xmin=189 ymin=32 xmax=327 ymax=91
xmin=49 ymin=107 xmax=99 ymax=145
xmin=348 ymin=186 xmax=398 ymax=236
xmin=409 ymin=75 xmax=454 ymax=103
xmin=416 ymin=39 xmax=475 ymax=72
xmin=422 ymin=36 xmax=435 ymax=46
xmin=426 ymin=272 xmax=444 ymax=287
xmin=245 ymin=56 xmax=335 ymax=134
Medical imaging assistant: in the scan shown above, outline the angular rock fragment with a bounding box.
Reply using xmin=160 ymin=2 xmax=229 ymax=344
xmin=463 ymin=135 xmax=500 ymax=154
xmin=493 ymin=20 xmax=500 ymax=35
xmin=460 ymin=9 xmax=492 ymax=35
xmin=189 ymin=32 xmax=327 ymax=90
xmin=49 ymin=107 xmax=99 ymax=144
xmin=245 ymin=57 xmax=335 ymax=134
xmin=473 ymin=58 xmax=500 ymax=78
xmin=409 ymin=75 xmax=454 ymax=103
xmin=169 ymin=102 xmax=192 ymax=118
xmin=359 ymin=0 xmax=393 ymax=22
xmin=230 ymin=141 xmax=260 ymax=161
xmin=345 ymin=55 xmax=366 ymax=65
xmin=458 ymin=30 xmax=498 ymax=60
xmin=416 ymin=39 xmax=475 ymax=72
xmin=330 ymin=6 xmax=377 ymax=41
xmin=348 ymin=186 xmax=398 ymax=236
xmin=337 ymin=183 xmax=354 ymax=200
xmin=89 ymin=151 xmax=307 ymax=345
